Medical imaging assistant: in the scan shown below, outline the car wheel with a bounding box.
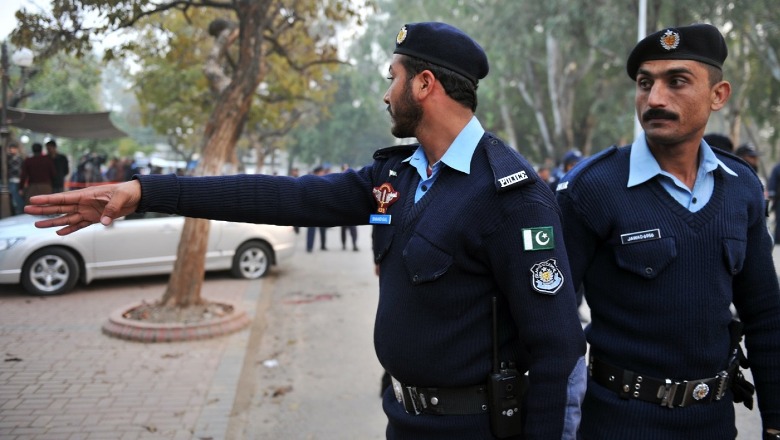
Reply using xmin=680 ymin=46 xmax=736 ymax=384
xmin=231 ymin=241 xmax=273 ymax=279
xmin=21 ymin=247 xmax=80 ymax=296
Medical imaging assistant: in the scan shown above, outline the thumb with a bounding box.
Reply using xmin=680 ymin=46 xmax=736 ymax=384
xmin=99 ymin=180 xmax=141 ymax=225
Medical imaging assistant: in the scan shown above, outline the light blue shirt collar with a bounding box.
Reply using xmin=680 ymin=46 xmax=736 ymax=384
xmin=404 ymin=116 xmax=485 ymax=176
xmin=627 ymin=133 xmax=737 ymax=188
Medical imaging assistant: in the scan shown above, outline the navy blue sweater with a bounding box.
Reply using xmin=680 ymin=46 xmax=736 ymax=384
xmin=137 ymin=133 xmax=586 ymax=440
xmin=557 ymin=146 xmax=780 ymax=439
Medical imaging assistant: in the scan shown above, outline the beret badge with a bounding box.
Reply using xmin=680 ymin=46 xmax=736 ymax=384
xmin=396 ymin=26 xmax=408 ymax=45
xmin=660 ymin=29 xmax=680 ymax=51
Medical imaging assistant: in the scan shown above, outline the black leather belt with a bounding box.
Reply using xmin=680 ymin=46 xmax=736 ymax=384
xmin=589 ymin=356 xmax=734 ymax=408
xmin=391 ymin=376 xmax=489 ymax=415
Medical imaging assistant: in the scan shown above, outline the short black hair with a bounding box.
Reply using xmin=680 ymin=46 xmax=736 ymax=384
xmin=400 ymin=55 xmax=479 ymax=112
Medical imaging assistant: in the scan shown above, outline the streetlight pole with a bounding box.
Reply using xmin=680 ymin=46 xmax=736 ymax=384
xmin=0 ymin=42 xmax=34 ymax=219
xmin=1 ymin=41 xmax=12 ymax=219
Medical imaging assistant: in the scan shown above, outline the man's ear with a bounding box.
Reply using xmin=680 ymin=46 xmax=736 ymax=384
xmin=417 ymin=70 xmax=436 ymax=96
xmin=711 ymin=80 xmax=731 ymax=111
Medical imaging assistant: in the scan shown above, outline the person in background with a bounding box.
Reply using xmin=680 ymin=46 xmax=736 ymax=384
xmin=340 ymin=163 xmax=359 ymax=251
xmin=305 ymin=166 xmax=330 ymax=252
xmin=767 ymin=158 xmax=780 ymax=245
xmin=25 ymin=21 xmax=586 ymax=439
xmin=105 ymin=157 xmax=128 ymax=182
xmin=703 ymin=132 xmax=734 ymax=153
xmin=19 ymin=142 xmax=55 ymax=204
xmin=536 ymin=163 xmax=552 ymax=187
xmin=5 ymin=142 xmax=25 ymax=215
xmin=735 ymin=142 xmax=761 ymax=173
xmin=45 ymin=140 xmax=69 ymax=193
xmin=557 ymin=23 xmax=780 ymax=439
xmin=550 ymin=149 xmax=583 ymax=192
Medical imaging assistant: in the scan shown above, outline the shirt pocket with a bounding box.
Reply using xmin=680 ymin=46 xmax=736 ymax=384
xmin=722 ymin=238 xmax=746 ymax=275
xmin=613 ymin=236 xmax=677 ymax=279
xmin=403 ymin=233 xmax=453 ymax=285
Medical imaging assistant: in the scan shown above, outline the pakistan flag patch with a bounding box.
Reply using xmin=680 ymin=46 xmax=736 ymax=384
xmin=522 ymin=226 xmax=554 ymax=251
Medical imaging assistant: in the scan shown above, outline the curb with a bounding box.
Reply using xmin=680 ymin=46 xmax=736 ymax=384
xmin=101 ymin=299 xmax=251 ymax=342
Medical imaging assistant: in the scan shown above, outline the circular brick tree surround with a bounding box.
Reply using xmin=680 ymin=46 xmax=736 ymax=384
xmin=102 ymin=300 xmax=250 ymax=342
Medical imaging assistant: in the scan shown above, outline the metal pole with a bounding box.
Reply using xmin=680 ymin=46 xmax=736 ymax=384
xmin=0 ymin=40 xmax=13 ymax=219
xmin=633 ymin=0 xmax=647 ymax=141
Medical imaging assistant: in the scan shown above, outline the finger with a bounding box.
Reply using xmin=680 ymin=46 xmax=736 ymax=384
xmin=24 ymin=204 xmax=74 ymax=216
xmin=56 ymin=221 xmax=93 ymax=236
xmin=28 ymin=191 xmax=77 ymax=206
xmin=34 ymin=213 xmax=81 ymax=229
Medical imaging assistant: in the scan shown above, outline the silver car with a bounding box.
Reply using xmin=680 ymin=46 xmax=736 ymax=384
xmin=0 ymin=213 xmax=296 ymax=296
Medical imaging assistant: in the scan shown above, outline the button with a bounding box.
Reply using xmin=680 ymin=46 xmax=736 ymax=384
xmin=421 ymin=185 xmax=428 ymax=191
xmin=645 ymin=267 xmax=654 ymax=275
xmin=413 ymin=275 xmax=419 ymax=282
xmin=430 ymin=397 xmax=439 ymax=406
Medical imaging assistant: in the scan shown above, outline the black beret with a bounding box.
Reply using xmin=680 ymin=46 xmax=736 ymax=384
xmin=626 ymin=23 xmax=727 ymax=80
xmin=393 ymin=22 xmax=489 ymax=84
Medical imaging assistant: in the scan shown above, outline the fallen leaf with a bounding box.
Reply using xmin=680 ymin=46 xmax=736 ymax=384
xmin=272 ymin=385 xmax=293 ymax=397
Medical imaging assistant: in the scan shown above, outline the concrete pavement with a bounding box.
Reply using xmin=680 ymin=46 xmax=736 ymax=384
xmin=1 ymin=225 xmax=777 ymax=439
xmin=0 ymin=225 xmax=385 ymax=440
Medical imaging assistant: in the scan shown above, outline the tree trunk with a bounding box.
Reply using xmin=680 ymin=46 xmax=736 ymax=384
xmin=497 ymin=78 xmax=519 ymax=152
xmin=160 ymin=0 xmax=269 ymax=307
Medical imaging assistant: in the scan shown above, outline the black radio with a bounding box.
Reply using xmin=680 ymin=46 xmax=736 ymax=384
xmin=487 ymin=297 xmax=527 ymax=438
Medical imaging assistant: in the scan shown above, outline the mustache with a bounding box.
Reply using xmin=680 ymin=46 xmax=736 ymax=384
xmin=642 ymin=108 xmax=678 ymax=121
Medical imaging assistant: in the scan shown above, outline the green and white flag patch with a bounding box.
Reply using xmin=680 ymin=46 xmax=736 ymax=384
xmin=522 ymin=226 xmax=554 ymax=251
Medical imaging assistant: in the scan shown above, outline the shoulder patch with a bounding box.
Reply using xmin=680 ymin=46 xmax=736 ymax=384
xmin=373 ymin=144 xmax=418 ymax=160
xmin=530 ymin=258 xmax=564 ymax=295
xmin=484 ymin=136 xmax=536 ymax=193
xmin=555 ymin=145 xmax=621 ymax=192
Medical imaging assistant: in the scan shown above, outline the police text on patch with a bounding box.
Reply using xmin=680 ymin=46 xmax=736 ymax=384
xmin=498 ymin=171 xmax=528 ymax=188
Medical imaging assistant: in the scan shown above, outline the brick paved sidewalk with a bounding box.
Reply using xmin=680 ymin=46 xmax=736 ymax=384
xmin=0 ymin=274 xmax=261 ymax=440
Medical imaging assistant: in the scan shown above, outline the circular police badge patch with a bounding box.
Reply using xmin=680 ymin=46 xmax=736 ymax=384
xmin=660 ymin=29 xmax=680 ymax=51
xmin=396 ymin=26 xmax=408 ymax=45
xmin=530 ymin=258 xmax=564 ymax=295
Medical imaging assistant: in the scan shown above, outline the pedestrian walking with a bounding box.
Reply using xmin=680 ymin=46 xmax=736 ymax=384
xmin=26 ymin=21 xmax=586 ymax=440
xmin=341 ymin=163 xmax=360 ymax=251
xmin=19 ymin=142 xmax=55 ymax=204
xmin=5 ymin=142 xmax=25 ymax=214
xmin=556 ymin=23 xmax=780 ymax=440
xmin=45 ymin=140 xmax=69 ymax=193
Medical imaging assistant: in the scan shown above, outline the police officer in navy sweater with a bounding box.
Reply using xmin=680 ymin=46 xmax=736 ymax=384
xmin=556 ymin=24 xmax=780 ymax=439
xmin=27 ymin=22 xmax=586 ymax=440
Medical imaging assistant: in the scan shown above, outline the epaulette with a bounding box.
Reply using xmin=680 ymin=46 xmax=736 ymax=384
xmin=711 ymin=146 xmax=761 ymax=181
xmin=373 ymin=144 xmax=418 ymax=160
xmin=483 ymin=136 xmax=536 ymax=193
xmin=555 ymin=145 xmax=619 ymax=192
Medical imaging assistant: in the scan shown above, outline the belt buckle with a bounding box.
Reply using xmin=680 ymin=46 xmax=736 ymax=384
xmin=658 ymin=379 xmax=680 ymax=408
xmin=391 ymin=377 xmax=422 ymax=415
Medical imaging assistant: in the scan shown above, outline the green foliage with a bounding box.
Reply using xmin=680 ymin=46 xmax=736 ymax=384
xmin=10 ymin=0 xmax=780 ymax=167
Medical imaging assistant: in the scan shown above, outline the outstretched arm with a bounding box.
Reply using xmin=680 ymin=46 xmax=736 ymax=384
xmin=23 ymin=180 xmax=142 ymax=236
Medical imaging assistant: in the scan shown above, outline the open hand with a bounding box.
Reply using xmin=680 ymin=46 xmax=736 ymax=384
xmin=23 ymin=180 xmax=142 ymax=236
